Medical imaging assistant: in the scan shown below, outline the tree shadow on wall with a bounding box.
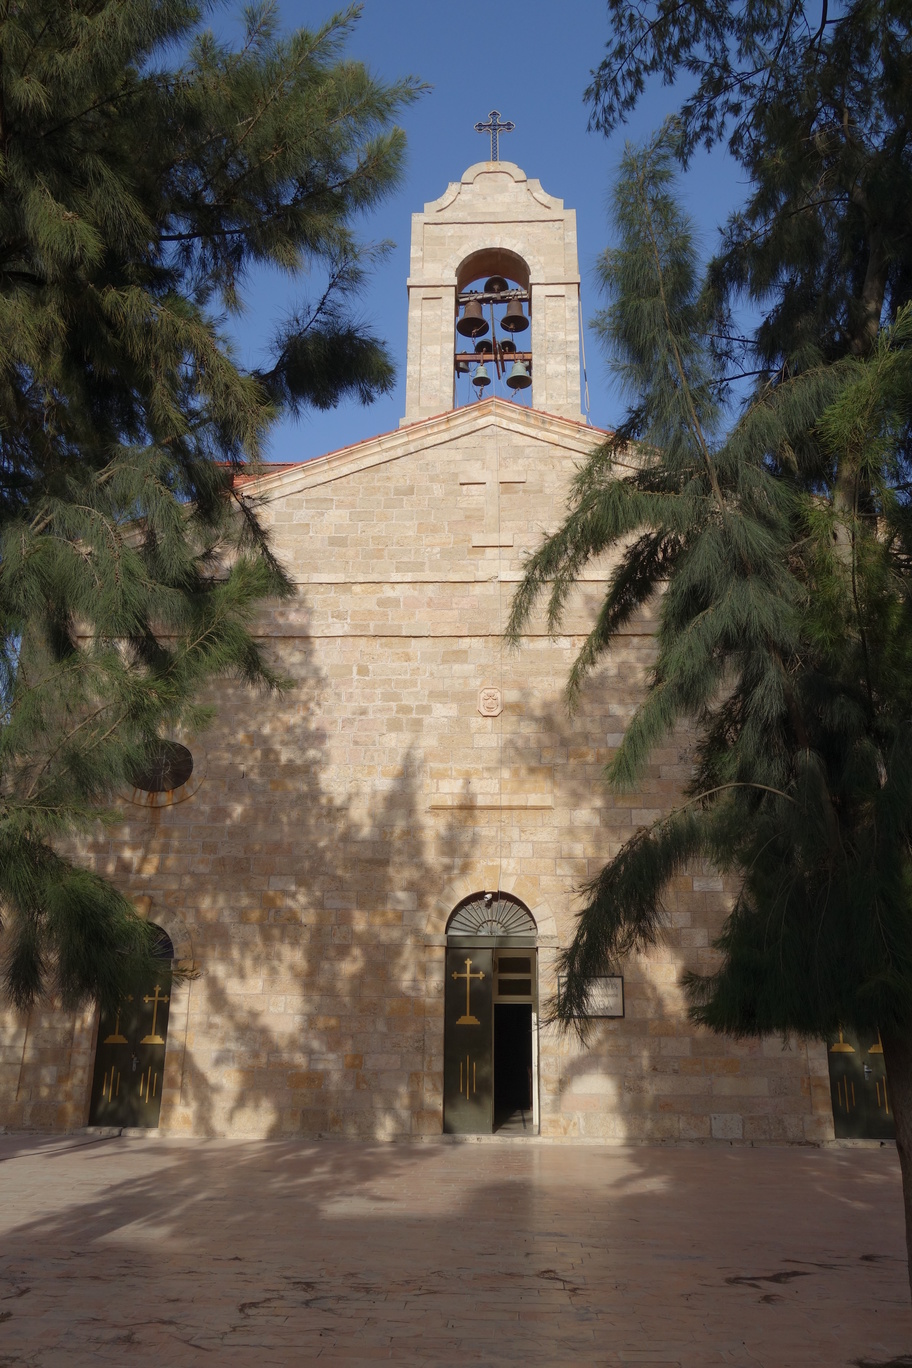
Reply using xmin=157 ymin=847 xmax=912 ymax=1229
xmin=81 ymin=613 xmax=476 ymax=1140
xmin=498 ymin=658 xmax=819 ymax=1145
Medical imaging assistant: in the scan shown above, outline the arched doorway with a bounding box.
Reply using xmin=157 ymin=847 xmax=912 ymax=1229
xmin=443 ymin=892 xmax=538 ymax=1135
xmin=88 ymin=924 xmax=174 ymax=1128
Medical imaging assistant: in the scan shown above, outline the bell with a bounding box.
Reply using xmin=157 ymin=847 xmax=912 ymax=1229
xmin=501 ymin=299 xmax=529 ymax=333
xmin=498 ymin=339 xmax=517 ymax=357
xmin=505 ymin=359 xmax=531 ymax=390
xmin=472 ymin=363 xmax=491 ymax=389
xmin=474 ymin=338 xmax=493 ymax=356
xmin=484 ymin=275 xmax=509 ymax=295
xmin=456 ymin=299 xmax=489 ymax=338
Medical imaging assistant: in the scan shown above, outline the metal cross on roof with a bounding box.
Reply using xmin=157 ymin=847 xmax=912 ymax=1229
xmin=474 ymin=109 xmax=515 ymax=162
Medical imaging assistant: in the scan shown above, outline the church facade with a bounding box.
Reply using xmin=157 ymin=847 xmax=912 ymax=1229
xmin=1 ymin=159 xmax=842 ymax=1144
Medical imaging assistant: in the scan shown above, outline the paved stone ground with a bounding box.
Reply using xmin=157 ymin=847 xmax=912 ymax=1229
xmin=0 ymin=1134 xmax=910 ymax=1367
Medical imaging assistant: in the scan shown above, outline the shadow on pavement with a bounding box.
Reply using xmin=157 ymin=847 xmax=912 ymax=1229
xmin=0 ymin=1135 xmax=909 ymax=1366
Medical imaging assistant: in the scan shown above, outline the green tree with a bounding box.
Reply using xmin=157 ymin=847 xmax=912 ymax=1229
xmin=511 ymin=0 xmax=912 ymax=1296
xmin=587 ymin=1 xmax=912 ymax=370
xmin=0 ymin=0 xmax=420 ymax=1009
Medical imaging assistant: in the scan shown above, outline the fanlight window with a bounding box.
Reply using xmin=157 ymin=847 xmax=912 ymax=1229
xmin=150 ymin=925 xmax=174 ymax=962
xmin=446 ymin=892 xmax=536 ymax=939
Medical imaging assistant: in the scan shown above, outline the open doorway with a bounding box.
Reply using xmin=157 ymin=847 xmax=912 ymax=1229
xmin=442 ymin=892 xmax=538 ymax=1136
xmin=494 ymin=1004 xmax=533 ymax=1131
xmin=493 ymin=951 xmax=535 ymax=1133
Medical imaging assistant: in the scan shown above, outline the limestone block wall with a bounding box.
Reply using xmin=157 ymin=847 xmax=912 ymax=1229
xmin=0 ymin=405 xmax=834 ymax=1142
xmin=0 ymin=1002 xmax=95 ymax=1132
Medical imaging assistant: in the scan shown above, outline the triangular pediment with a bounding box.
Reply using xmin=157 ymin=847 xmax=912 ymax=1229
xmin=244 ymin=400 xmax=608 ymax=499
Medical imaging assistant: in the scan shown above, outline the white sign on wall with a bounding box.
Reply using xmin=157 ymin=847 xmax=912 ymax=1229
xmin=557 ymin=975 xmax=624 ymax=1018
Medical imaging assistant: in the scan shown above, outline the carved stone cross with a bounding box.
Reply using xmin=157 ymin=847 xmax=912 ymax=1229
xmin=459 ymin=464 xmax=526 ymax=547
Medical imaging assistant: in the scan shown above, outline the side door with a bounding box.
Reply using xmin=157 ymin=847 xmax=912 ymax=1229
xmin=443 ymin=947 xmax=493 ymax=1134
xmin=88 ymin=994 xmax=138 ymax=1126
xmin=828 ymin=1028 xmax=894 ymax=1140
xmin=88 ymin=978 xmax=171 ymax=1128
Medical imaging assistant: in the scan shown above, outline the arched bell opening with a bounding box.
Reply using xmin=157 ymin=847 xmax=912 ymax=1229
xmin=456 ymin=249 xmax=530 ymax=294
xmin=454 ymin=252 xmax=532 ymax=409
xmin=443 ymin=891 xmax=539 ymax=1136
xmin=87 ymin=923 xmax=174 ymax=1129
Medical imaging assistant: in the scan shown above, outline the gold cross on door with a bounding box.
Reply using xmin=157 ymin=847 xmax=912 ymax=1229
xmin=452 ymin=957 xmax=486 ymax=1025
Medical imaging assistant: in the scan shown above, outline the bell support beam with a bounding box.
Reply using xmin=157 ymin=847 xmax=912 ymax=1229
xmin=454 ymin=352 xmax=532 ymax=362
xmin=457 ymin=289 xmax=529 ymax=305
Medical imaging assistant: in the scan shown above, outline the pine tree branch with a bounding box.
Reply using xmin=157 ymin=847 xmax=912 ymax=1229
xmin=810 ymin=0 xmax=829 ymax=48
xmin=39 ymin=81 xmax=146 ymax=145
xmin=750 ymin=0 xmax=805 ymax=134
xmin=0 ymin=0 xmax=417 ymax=1007
xmin=634 ymin=157 xmax=726 ymax=514
xmin=20 ymin=700 xmax=126 ymax=803
xmin=193 ymin=11 xmax=374 ymax=208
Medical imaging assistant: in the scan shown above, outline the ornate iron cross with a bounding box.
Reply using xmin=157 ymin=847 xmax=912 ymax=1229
xmin=474 ymin=109 xmax=515 ymax=162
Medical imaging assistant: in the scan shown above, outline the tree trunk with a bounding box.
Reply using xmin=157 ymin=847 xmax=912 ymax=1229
xmin=879 ymin=1028 xmax=912 ymax=1303
xmin=832 ymin=222 xmax=888 ymax=564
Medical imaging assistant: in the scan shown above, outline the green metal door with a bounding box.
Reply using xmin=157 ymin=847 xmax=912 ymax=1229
xmin=88 ymin=978 xmax=171 ymax=1128
xmin=443 ymin=947 xmax=493 ymax=1134
xmin=827 ymin=1029 xmax=894 ymax=1140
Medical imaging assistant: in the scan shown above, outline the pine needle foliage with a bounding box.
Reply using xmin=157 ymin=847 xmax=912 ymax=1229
xmin=587 ymin=2 xmax=912 ymax=373
xmin=515 ymin=0 xmax=912 ymax=1298
xmin=510 ymin=134 xmax=912 ymax=1037
xmin=0 ymin=1 xmax=422 ymax=1008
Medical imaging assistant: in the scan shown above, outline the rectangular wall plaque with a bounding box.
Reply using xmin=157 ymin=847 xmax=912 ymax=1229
xmin=557 ymin=974 xmax=624 ymax=1018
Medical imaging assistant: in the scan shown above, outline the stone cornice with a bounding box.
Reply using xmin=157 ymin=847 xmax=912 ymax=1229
xmin=242 ymin=401 xmax=615 ymax=498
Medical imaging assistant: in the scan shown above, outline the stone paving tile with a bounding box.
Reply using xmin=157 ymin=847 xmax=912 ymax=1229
xmin=0 ymin=1134 xmax=909 ymax=1366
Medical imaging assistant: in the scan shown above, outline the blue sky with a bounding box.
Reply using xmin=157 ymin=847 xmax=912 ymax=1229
xmin=223 ymin=1 xmax=748 ymax=462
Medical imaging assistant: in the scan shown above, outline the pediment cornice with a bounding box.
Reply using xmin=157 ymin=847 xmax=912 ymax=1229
xmin=243 ymin=401 xmax=611 ymax=498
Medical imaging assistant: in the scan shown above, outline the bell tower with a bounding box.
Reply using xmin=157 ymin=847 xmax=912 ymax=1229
xmin=402 ymin=159 xmax=583 ymax=424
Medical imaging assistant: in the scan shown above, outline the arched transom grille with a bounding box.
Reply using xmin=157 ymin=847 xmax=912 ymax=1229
xmin=446 ymin=892 xmax=536 ymax=939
